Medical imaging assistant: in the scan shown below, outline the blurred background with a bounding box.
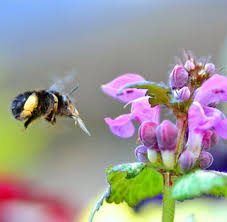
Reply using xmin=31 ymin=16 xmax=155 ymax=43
xmin=0 ymin=0 xmax=227 ymax=221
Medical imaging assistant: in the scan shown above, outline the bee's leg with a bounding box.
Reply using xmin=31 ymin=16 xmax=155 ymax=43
xmin=44 ymin=112 xmax=56 ymax=125
xmin=44 ymin=94 xmax=58 ymax=125
xmin=51 ymin=94 xmax=58 ymax=123
xmin=24 ymin=115 xmax=39 ymax=129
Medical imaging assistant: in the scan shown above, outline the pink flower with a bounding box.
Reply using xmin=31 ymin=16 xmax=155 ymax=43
xmin=135 ymin=145 xmax=149 ymax=162
xmin=184 ymin=59 xmax=195 ymax=71
xmin=101 ymin=73 xmax=146 ymax=103
xmin=204 ymin=63 xmax=215 ymax=74
xmin=104 ymin=98 xmax=160 ymax=138
xmin=156 ymin=120 xmax=178 ymax=169
xmin=173 ymin=86 xmax=190 ymax=102
xmin=198 ymin=151 xmax=214 ymax=169
xmin=194 ymin=74 xmax=227 ymax=106
xmin=156 ymin=120 xmax=178 ymax=151
xmin=202 ymin=130 xmax=219 ymax=150
xmin=103 ymin=74 xmax=160 ymax=138
xmin=187 ymin=74 xmax=227 ymax=157
xmin=179 ymin=151 xmax=196 ymax=171
xmin=139 ymin=121 xmax=158 ymax=148
xmin=169 ymin=65 xmax=188 ymax=89
xmin=104 ymin=114 xmax=135 ymax=138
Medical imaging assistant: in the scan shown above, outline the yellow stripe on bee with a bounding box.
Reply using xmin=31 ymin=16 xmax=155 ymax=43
xmin=24 ymin=93 xmax=38 ymax=112
xmin=21 ymin=110 xmax=32 ymax=117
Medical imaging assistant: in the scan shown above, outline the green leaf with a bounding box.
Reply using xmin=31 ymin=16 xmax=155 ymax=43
xmin=172 ymin=170 xmax=227 ymax=201
xmin=117 ymin=81 xmax=171 ymax=107
xmin=107 ymin=162 xmax=163 ymax=206
xmin=89 ymin=162 xmax=163 ymax=222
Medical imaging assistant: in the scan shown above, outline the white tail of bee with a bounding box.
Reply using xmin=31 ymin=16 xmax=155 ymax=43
xmin=72 ymin=114 xmax=91 ymax=136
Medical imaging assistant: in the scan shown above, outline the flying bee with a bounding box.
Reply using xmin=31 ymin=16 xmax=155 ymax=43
xmin=10 ymin=83 xmax=90 ymax=136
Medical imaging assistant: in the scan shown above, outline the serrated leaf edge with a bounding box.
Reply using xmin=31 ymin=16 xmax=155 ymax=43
xmin=107 ymin=162 xmax=146 ymax=179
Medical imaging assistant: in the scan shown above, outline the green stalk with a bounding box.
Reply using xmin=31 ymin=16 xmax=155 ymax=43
xmin=175 ymin=116 xmax=187 ymax=159
xmin=162 ymin=173 xmax=175 ymax=222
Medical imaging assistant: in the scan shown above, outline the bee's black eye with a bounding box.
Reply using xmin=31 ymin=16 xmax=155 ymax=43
xmin=17 ymin=95 xmax=26 ymax=102
xmin=62 ymin=95 xmax=69 ymax=106
xmin=11 ymin=93 xmax=31 ymax=119
xmin=12 ymin=100 xmax=22 ymax=108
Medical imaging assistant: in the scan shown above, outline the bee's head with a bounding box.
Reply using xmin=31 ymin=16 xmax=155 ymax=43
xmin=61 ymin=95 xmax=70 ymax=109
xmin=61 ymin=95 xmax=79 ymax=116
xmin=11 ymin=92 xmax=38 ymax=120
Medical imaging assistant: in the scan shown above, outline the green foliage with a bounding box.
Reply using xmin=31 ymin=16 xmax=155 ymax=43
xmin=89 ymin=162 xmax=163 ymax=222
xmin=172 ymin=170 xmax=227 ymax=201
xmin=117 ymin=81 xmax=171 ymax=107
xmin=107 ymin=163 xmax=163 ymax=206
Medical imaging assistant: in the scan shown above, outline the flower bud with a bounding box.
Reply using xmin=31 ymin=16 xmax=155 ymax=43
xmin=202 ymin=130 xmax=219 ymax=150
xmin=156 ymin=120 xmax=178 ymax=169
xmin=179 ymin=150 xmax=196 ymax=171
xmin=135 ymin=145 xmax=148 ymax=162
xmin=156 ymin=120 xmax=178 ymax=151
xmin=169 ymin=65 xmax=189 ymax=89
xmin=173 ymin=87 xmax=190 ymax=102
xmin=204 ymin=63 xmax=215 ymax=74
xmin=184 ymin=59 xmax=195 ymax=71
xmin=199 ymin=151 xmax=213 ymax=169
xmin=139 ymin=121 xmax=158 ymax=148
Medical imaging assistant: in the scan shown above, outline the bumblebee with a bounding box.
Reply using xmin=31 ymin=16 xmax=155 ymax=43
xmin=10 ymin=85 xmax=90 ymax=136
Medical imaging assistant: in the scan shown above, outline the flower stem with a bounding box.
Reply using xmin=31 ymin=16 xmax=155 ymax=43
xmin=175 ymin=116 xmax=187 ymax=159
xmin=162 ymin=173 xmax=175 ymax=222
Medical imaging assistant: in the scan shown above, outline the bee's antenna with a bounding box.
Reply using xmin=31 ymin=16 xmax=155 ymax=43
xmin=68 ymin=84 xmax=79 ymax=96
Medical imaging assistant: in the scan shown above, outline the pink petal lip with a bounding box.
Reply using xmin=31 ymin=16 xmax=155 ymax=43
xmin=103 ymin=74 xmax=161 ymax=138
xmin=214 ymin=119 xmax=227 ymax=139
xmin=104 ymin=114 xmax=135 ymax=138
xmin=104 ymin=98 xmax=160 ymax=138
xmin=188 ymin=101 xmax=227 ymax=140
xmin=130 ymin=97 xmax=160 ymax=124
xmin=194 ymin=74 xmax=227 ymax=105
xmin=188 ymin=102 xmax=223 ymax=131
xmin=101 ymin=73 xmax=146 ymax=103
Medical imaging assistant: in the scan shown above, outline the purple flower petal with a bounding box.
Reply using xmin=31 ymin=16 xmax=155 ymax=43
xmin=198 ymin=151 xmax=214 ymax=169
xmin=214 ymin=119 xmax=227 ymax=139
xmin=104 ymin=114 xmax=135 ymax=138
xmin=130 ymin=97 xmax=160 ymax=124
xmin=179 ymin=150 xmax=196 ymax=171
xmin=186 ymin=129 xmax=204 ymax=158
xmin=101 ymin=73 xmax=146 ymax=103
xmin=188 ymin=102 xmax=223 ymax=131
xmin=194 ymin=74 xmax=227 ymax=105
xmin=202 ymin=130 xmax=219 ymax=150
xmin=135 ymin=145 xmax=149 ymax=162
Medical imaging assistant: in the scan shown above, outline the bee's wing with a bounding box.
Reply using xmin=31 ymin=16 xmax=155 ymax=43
xmin=49 ymin=70 xmax=77 ymax=94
